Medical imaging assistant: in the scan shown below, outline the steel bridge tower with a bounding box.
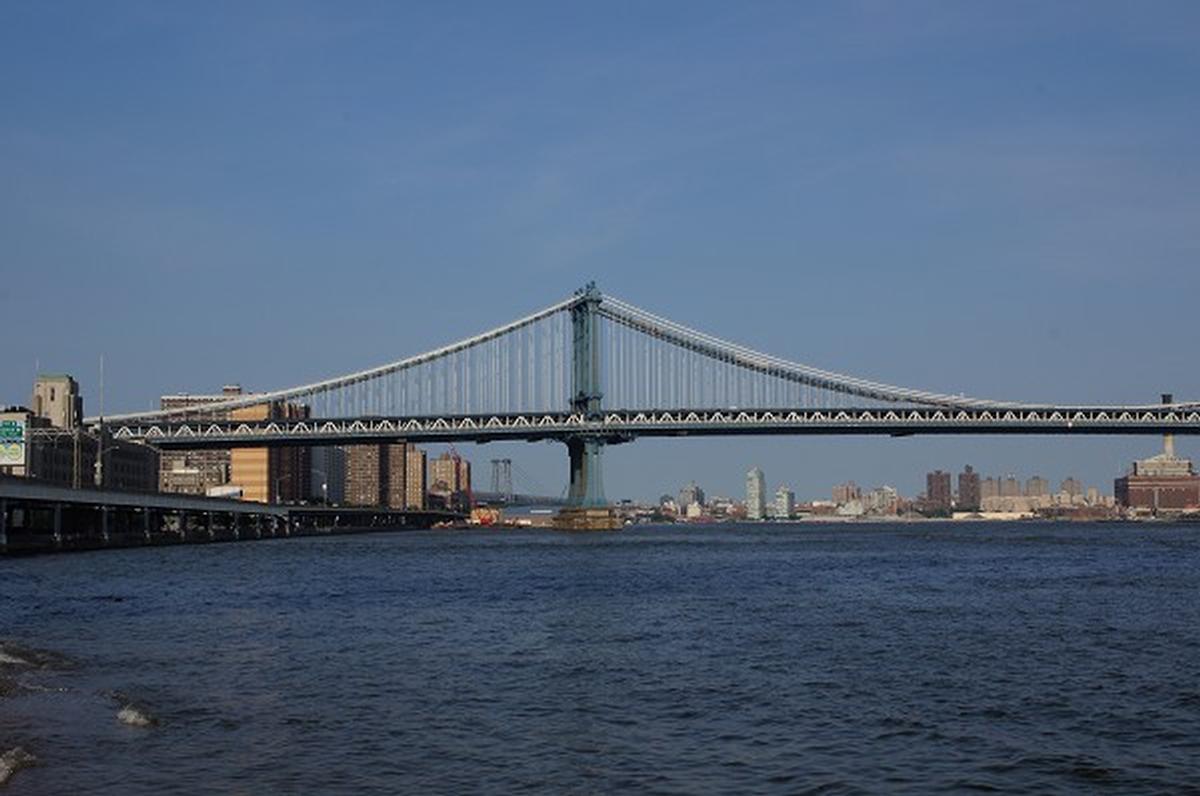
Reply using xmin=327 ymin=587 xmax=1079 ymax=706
xmin=490 ymin=458 xmax=513 ymax=503
xmin=567 ymin=282 xmax=607 ymax=507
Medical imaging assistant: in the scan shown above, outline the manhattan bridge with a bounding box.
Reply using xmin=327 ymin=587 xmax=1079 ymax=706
xmin=91 ymin=284 xmax=1200 ymax=507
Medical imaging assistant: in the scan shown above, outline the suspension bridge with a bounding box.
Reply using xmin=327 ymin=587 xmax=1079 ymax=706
xmin=90 ymin=283 xmax=1200 ymax=507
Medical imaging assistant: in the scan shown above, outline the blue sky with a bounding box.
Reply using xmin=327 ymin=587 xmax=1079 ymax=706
xmin=3 ymin=2 xmax=1199 ymax=501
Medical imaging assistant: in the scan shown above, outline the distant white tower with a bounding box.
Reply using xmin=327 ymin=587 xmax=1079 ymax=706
xmin=775 ymin=486 xmax=795 ymax=520
xmin=746 ymin=467 xmax=766 ymax=520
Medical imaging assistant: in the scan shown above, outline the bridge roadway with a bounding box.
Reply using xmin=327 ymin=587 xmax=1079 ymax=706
xmin=105 ymin=405 xmax=1200 ymax=448
xmin=0 ymin=476 xmax=462 ymax=555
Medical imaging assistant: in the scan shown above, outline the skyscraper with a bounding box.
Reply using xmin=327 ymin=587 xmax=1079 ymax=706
xmin=385 ymin=443 xmax=410 ymax=509
xmin=746 ymin=467 xmax=766 ymax=520
xmin=678 ymin=481 xmax=705 ymax=511
xmin=832 ymin=481 xmax=861 ymax=505
xmin=344 ymin=443 xmax=427 ymax=508
xmin=229 ymin=401 xmax=310 ymax=503
xmin=405 ymin=447 xmax=426 ymax=509
xmin=957 ymin=465 xmax=981 ymax=511
xmin=1025 ymin=476 xmax=1049 ymax=498
xmin=1001 ymin=475 xmax=1022 ymax=498
xmin=1060 ymin=478 xmax=1083 ymax=498
xmin=926 ymin=470 xmax=952 ymax=515
xmin=344 ymin=444 xmax=387 ymax=507
xmin=981 ymin=477 xmax=999 ymax=500
xmin=774 ymin=486 xmax=794 ymax=519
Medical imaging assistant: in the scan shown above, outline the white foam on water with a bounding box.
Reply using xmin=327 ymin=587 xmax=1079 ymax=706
xmin=0 ymin=641 xmax=74 ymax=670
xmin=117 ymin=705 xmax=157 ymax=728
xmin=0 ymin=747 xmax=37 ymax=786
xmin=18 ymin=681 xmax=67 ymax=694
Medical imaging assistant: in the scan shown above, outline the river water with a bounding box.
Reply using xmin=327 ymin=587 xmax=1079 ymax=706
xmin=2 ymin=522 xmax=1199 ymax=794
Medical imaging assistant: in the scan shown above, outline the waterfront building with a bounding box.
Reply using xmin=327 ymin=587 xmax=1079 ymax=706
xmin=981 ymin=477 xmax=999 ymax=500
xmin=343 ymin=443 xmax=426 ymax=509
xmin=386 ymin=443 xmax=409 ymax=509
xmin=805 ymin=500 xmax=838 ymax=517
xmin=1025 ymin=476 xmax=1049 ymax=498
xmin=3 ymin=397 xmax=158 ymax=493
xmin=678 ymin=481 xmax=705 ymax=512
xmin=746 ymin=468 xmax=766 ymax=520
xmin=832 ymin=481 xmax=861 ymax=505
xmin=836 ymin=498 xmax=865 ymax=517
xmin=1059 ymin=478 xmax=1083 ymax=498
xmin=925 ymin=470 xmax=952 ymax=515
xmin=16 ymin=423 xmax=158 ymax=491
xmin=708 ymin=496 xmax=739 ymax=518
xmin=159 ymin=386 xmax=244 ymax=495
xmin=957 ymin=465 xmax=981 ymax=511
xmin=865 ymin=485 xmax=899 ymax=515
xmin=163 ymin=385 xmax=317 ymax=503
xmin=344 ymin=445 xmax=386 ymax=506
xmin=1115 ymin=435 xmax=1200 ymax=512
xmin=1001 ymin=475 xmax=1021 ymax=498
xmin=429 ymin=451 xmax=471 ymax=509
xmin=981 ymin=494 xmax=1036 ymax=515
xmin=405 ymin=447 xmax=426 ymax=510
xmin=774 ymin=486 xmax=794 ymax=519
xmin=229 ymin=401 xmax=311 ymax=503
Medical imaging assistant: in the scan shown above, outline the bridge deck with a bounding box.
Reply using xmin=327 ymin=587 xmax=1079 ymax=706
xmin=103 ymin=407 xmax=1200 ymax=448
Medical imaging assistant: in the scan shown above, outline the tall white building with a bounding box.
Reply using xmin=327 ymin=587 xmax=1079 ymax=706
xmin=746 ymin=467 xmax=766 ymax=520
xmin=775 ymin=486 xmax=795 ymax=519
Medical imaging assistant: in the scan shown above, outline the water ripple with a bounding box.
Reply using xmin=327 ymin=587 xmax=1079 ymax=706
xmin=0 ymin=522 xmax=1198 ymax=793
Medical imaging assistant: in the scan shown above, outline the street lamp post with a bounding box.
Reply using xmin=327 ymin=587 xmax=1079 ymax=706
xmin=274 ymin=473 xmax=292 ymax=505
xmin=311 ymin=467 xmax=329 ymax=505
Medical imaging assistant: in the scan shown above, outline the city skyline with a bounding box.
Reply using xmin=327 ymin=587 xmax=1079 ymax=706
xmin=673 ymin=462 xmax=1114 ymax=508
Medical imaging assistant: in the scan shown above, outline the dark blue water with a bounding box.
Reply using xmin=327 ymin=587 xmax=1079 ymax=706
xmin=3 ymin=523 xmax=1200 ymax=794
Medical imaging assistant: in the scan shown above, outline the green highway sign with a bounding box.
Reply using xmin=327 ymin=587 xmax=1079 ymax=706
xmin=0 ymin=418 xmax=26 ymax=467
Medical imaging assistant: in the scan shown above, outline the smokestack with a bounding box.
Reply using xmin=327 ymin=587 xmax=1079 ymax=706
xmin=1163 ymin=393 xmax=1176 ymax=458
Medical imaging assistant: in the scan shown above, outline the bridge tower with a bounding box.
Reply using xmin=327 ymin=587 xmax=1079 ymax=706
xmin=566 ymin=282 xmax=607 ymax=508
xmin=490 ymin=458 xmax=513 ymax=503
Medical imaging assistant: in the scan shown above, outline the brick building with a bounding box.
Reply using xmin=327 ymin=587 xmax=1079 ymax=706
xmin=1115 ymin=435 xmax=1200 ymax=513
xmin=343 ymin=443 xmax=426 ymax=509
